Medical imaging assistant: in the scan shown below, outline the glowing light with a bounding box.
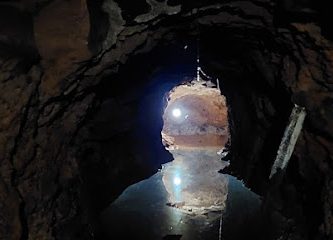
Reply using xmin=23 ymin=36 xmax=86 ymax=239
xmin=172 ymin=108 xmax=182 ymax=118
xmin=173 ymin=176 xmax=181 ymax=186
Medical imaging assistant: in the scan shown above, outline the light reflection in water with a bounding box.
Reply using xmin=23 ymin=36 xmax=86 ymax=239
xmin=171 ymin=168 xmax=182 ymax=203
xmin=100 ymin=149 xmax=262 ymax=240
xmin=162 ymin=149 xmax=229 ymax=214
xmin=173 ymin=176 xmax=181 ymax=185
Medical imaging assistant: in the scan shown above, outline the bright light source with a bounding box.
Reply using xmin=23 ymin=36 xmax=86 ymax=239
xmin=173 ymin=176 xmax=181 ymax=186
xmin=172 ymin=108 xmax=182 ymax=118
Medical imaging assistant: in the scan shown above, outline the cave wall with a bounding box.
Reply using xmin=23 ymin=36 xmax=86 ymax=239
xmin=201 ymin=26 xmax=333 ymax=238
xmin=0 ymin=0 xmax=332 ymax=239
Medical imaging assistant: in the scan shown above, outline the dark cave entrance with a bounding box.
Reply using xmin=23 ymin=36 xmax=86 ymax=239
xmin=77 ymin=30 xmax=293 ymax=239
xmin=98 ymin=74 xmax=265 ymax=239
xmin=95 ymin=49 xmax=267 ymax=239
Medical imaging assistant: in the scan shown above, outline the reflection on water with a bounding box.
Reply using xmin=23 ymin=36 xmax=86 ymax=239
xmin=161 ymin=149 xmax=228 ymax=214
xmin=100 ymin=149 xmax=263 ymax=240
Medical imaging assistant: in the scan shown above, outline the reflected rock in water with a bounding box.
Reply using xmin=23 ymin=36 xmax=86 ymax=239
xmin=161 ymin=149 xmax=228 ymax=214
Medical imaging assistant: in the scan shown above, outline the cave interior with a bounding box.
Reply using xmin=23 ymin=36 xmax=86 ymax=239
xmin=0 ymin=0 xmax=333 ymax=240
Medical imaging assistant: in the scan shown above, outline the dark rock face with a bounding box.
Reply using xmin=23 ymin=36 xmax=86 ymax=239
xmin=0 ymin=0 xmax=332 ymax=239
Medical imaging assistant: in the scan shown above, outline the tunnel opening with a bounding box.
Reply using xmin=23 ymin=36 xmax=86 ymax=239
xmin=92 ymin=38 xmax=270 ymax=239
xmin=74 ymin=28 xmax=301 ymax=240
xmin=161 ymin=81 xmax=229 ymax=150
xmin=160 ymin=79 xmax=231 ymax=214
xmin=98 ymin=75 xmax=265 ymax=240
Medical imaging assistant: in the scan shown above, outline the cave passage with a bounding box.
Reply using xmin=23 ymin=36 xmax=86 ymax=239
xmin=161 ymin=82 xmax=229 ymax=149
xmin=100 ymin=79 xmax=264 ymax=240
xmin=160 ymin=80 xmax=230 ymax=213
xmin=1 ymin=1 xmax=333 ymax=239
